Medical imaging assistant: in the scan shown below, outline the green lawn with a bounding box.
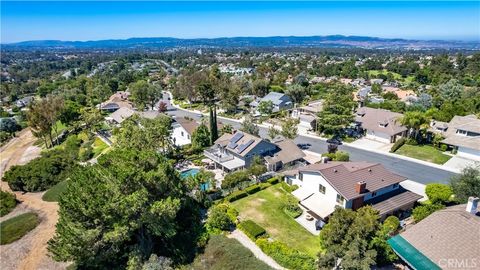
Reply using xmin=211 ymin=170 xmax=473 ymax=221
xmin=92 ymin=137 xmax=109 ymax=157
xmin=0 ymin=212 xmax=40 ymax=245
xmin=231 ymin=184 xmax=321 ymax=257
xmin=395 ymin=144 xmax=452 ymax=164
xmin=190 ymin=234 xmax=273 ymax=270
xmin=368 ymin=69 xmax=415 ymax=83
xmin=42 ymin=181 xmax=69 ymax=202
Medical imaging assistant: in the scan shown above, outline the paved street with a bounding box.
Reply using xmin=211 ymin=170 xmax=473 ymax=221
xmin=163 ymin=95 xmax=457 ymax=184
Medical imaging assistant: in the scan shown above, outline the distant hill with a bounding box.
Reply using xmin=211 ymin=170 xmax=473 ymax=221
xmin=3 ymin=35 xmax=479 ymax=50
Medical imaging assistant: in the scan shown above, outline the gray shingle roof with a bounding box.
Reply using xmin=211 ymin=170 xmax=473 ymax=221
xmin=356 ymin=107 xmax=407 ymax=136
xmin=400 ymin=204 xmax=480 ymax=269
xmin=441 ymin=115 xmax=480 ymax=151
xmin=260 ymin=92 xmax=292 ymax=106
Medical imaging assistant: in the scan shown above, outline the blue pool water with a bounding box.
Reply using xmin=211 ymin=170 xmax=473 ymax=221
xmin=180 ymin=168 xmax=210 ymax=191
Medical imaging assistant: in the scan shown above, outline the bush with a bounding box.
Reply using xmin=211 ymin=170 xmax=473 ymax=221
xmin=266 ymin=177 xmax=279 ymax=184
xmin=206 ymin=203 xmax=238 ymax=232
xmin=245 ymin=184 xmax=261 ymax=195
xmin=283 ymin=197 xmax=302 ymax=218
xmin=321 ymin=151 xmax=349 ymax=161
xmin=412 ymin=203 xmax=445 ymax=223
xmin=0 ymin=190 xmax=17 ymax=217
xmin=256 ymin=238 xmax=316 ymax=270
xmin=280 ymin=181 xmax=299 ymax=193
xmin=3 ymin=149 xmax=77 ymax=192
xmin=425 ymin=183 xmax=453 ymax=204
xmin=440 ymin=144 xmax=448 ymax=152
xmin=258 ymin=182 xmax=272 ymax=190
xmin=390 ymin=137 xmax=406 ymax=153
xmin=222 ymin=170 xmax=250 ymax=190
xmin=383 ymin=216 xmax=400 ymax=235
xmin=238 ymin=220 xmax=266 ymax=240
xmin=406 ymin=138 xmax=418 ymax=145
xmin=225 ymin=190 xmax=248 ymax=202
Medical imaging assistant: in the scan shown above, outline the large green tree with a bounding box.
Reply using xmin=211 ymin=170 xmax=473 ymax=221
xmin=48 ymin=149 xmax=201 ymax=269
xmin=397 ymin=111 xmax=430 ymax=141
xmin=450 ymin=166 xmax=480 ymax=203
xmin=317 ymin=85 xmax=355 ymax=135
xmin=130 ymin=80 xmax=162 ymax=110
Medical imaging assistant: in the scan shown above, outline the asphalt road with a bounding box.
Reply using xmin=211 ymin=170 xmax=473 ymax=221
xmin=163 ymin=94 xmax=457 ymax=184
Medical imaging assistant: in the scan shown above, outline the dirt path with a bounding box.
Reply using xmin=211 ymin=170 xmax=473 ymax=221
xmin=228 ymin=230 xmax=285 ymax=270
xmin=0 ymin=129 xmax=67 ymax=270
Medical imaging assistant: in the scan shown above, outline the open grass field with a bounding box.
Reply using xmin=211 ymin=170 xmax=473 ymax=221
xmin=42 ymin=181 xmax=68 ymax=202
xmin=396 ymin=144 xmax=452 ymax=165
xmin=190 ymin=234 xmax=273 ymax=270
xmin=368 ymin=69 xmax=415 ymax=83
xmin=232 ymin=184 xmax=321 ymax=257
xmin=0 ymin=212 xmax=39 ymax=245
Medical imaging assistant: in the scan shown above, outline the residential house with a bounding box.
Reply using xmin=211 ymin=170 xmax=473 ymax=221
xmin=250 ymin=92 xmax=293 ymax=113
xmin=15 ymin=96 xmax=34 ymax=108
xmin=106 ymin=107 xmax=135 ymax=125
xmin=264 ymin=136 xmax=306 ymax=171
xmin=354 ymin=86 xmax=372 ymax=104
xmin=171 ymin=117 xmax=199 ymax=146
xmin=388 ymin=197 xmax=480 ymax=270
xmin=204 ymin=131 xmax=305 ymax=172
xmin=370 ymin=78 xmax=384 ymax=85
xmin=355 ymin=107 xmax=407 ymax=143
xmin=284 ymin=161 xmax=422 ymax=230
xmin=98 ymin=91 xmax=133 ymax=111
xmin=291 ymin=100 xmax=323 ymax=130
xmin=438 ymin=115 xmax=480 ymax=160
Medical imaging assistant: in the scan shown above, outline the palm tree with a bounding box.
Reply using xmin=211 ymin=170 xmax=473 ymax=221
xmin=397 ymin=111 xmax=430 ymax=141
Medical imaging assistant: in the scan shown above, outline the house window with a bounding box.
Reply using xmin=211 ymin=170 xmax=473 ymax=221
xmin=371 ymin=192 xmax=377 ymax=197
xmin=299 ymin=173 xmax=303 ymax=181
xmin=456 ymin=129 xmax=467 ymax=136
xmin=188 ymin=135 xmax=190 ymax=139
xmin=319 ymin=184 xmax=326 ymax=194
xmin=336 ymin=194 xmax=345 ymax=204
xmin=181 ymin=131 xmax=184 ymax=137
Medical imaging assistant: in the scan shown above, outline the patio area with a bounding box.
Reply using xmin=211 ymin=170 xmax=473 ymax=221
xmin=294 ymin=205 xmax=321 ymax=235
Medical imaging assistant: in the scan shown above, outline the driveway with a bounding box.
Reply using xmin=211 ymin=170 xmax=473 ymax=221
xmin=349 ymin=138 xmax=393 ymax=152
xmin=443 ymin=156 xmax=480 ymax=172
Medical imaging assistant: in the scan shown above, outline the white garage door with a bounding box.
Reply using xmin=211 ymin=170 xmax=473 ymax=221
xmin=457 ymin=147 xmax=480 ymax=161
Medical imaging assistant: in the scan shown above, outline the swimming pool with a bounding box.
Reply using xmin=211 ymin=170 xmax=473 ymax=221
xmin=180 ymin=168 xmax=200 ymax=179
xmin=180 ymin=168 xmax=210 ymax=191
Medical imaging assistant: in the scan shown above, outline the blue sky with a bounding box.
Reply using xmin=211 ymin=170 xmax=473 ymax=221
xmin=1 ymin=1 xmax=479 ymax=43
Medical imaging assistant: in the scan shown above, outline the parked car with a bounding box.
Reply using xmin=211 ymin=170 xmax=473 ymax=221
xmin=344 ymin=128 xmax=361 ymax=138
xmin=297 ymin=143 xmax=310 ymax=150
xmin=327 ymin=137 xmax=342 ymax=145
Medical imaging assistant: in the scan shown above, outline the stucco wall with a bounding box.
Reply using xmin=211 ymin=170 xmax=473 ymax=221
xmin=172 ymin=126 xmax=191 ymax=146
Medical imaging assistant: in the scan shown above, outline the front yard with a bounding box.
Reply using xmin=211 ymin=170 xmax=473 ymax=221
xmin=395 ymin=144 xmax=452 ymax=164
xmin=231 ymin=184 xmax=322 ymax=257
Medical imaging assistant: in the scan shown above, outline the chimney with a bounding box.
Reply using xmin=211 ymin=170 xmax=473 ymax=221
xmin=355 ymin=181 xmax=366 ymax=194
xmin=321 ymin=157 xmax=329 ymax=163
xmin=466 ymin=197 xmax=479 ymax=214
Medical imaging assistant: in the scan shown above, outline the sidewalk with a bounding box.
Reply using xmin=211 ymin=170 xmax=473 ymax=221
xmin=228 ymin=230 xmax=285 ymax=270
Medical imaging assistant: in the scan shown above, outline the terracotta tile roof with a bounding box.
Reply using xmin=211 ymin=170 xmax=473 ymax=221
xmin=291 ymin=161 xmax=407 ymax=200
xmin=400 ymin=204 xmax=480 ymax=269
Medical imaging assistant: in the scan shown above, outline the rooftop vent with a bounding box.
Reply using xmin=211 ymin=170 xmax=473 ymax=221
xmin=466 ymin=197 xmax=479 ymax=214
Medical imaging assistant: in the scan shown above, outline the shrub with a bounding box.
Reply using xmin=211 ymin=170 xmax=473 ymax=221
xmin=412 ymin=203 xmax=445 ymax=223
xmin=0 ymin=189 xmax=17 ymax=217
xmin=225 ymin=190 xmax=248 ymax=202
xmin=259 ymin=182 xmax=272 ymax=190
xmin=390 ymin=137 xmax=406 ymax=153
xmin=283 ymin=197 xmax=302 ymax=218
xmin=238 ymin=220 xmax=266 ymax=240
xmin=222 ymin=170 xmax=250 ymax=190
xmin=425 ymin=183 xmax=453 ymax=204
xmin=3 ymin=149 xmax=77 ymax=192
xmin=406 ymin=138 xmax=418 ymax=145
xmin=335 ymin=151 xmax=350 ymax=161
xmin=266 ymin=177 xmax=279 ymax=184
xmin=245 ymin=184 xmax=261 ymax=195
xmin=440 ymin=144 xmax=448 ymax=152
xmin=383 ymin=216 xmax=400 ymax=235
xmin=280 ymin=181 xmax=299 ymax=193
xmin=206 ymin=203 xmax=238 ymax=232
xmin=256 ymin=238 xmax=316 ymax=270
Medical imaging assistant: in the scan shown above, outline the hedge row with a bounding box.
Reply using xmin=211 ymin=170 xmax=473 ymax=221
xmin=225 ymin=180 xmax=276 ymax=202
xmin=267 ymin=177 xmax=279 ymax=184
xmin=256 ymin=238 xmax=316 ymax=270
xmin=238 ymin=220 xmax=266 ymax=240
xmin=390 ymin=137 xmax=406 ymax=153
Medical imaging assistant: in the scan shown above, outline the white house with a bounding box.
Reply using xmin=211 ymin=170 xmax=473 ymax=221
xmin=439 ymin=115 xmax=480 ymax=160
xmin=284 ymin=161 xmax=422 ymax=230
xmin=171 ymin=117 xmax=199 ymax=146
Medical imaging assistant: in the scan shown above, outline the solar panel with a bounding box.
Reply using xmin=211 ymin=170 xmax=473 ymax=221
xmin=237 ymin=139 xmax=255 ymax=154
xmin=227 ymin=142 xmax=238 ymax=149
xmin=230 ymin=132 xmax=244 ymax=144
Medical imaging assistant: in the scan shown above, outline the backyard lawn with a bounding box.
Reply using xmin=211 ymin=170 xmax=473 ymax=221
xmin=231 ymin=184 xmax=321 ymax=257
xmin=92 ymin=137 xmax=109 ymax=157
xmin=42 ymin=181 xmax=69 ymax=202
xmin=395 ymin=144 xmax=452 ymax=164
